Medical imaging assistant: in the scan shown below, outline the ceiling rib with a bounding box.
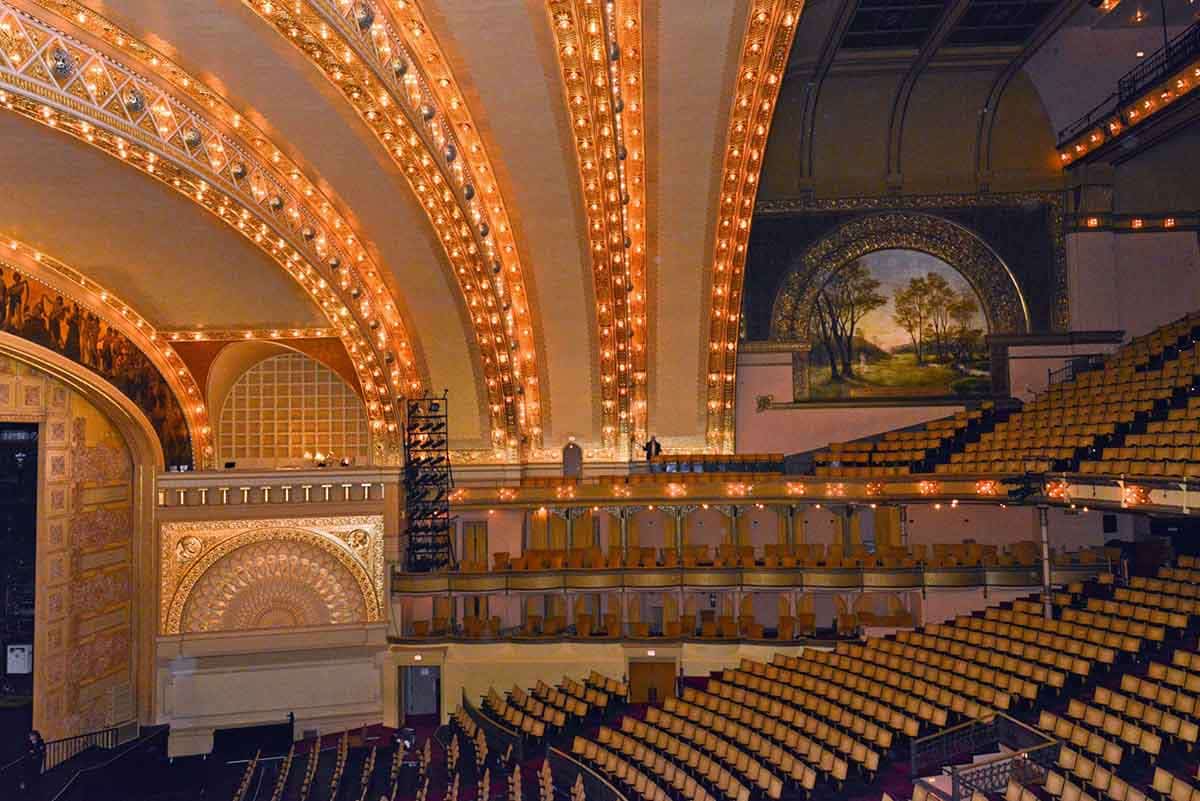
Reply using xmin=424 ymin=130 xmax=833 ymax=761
xmin=974 ymin=0 xmax=1089 ymax=184
xmin=36 ymin=0 xmax=433 ymax=416
xmin=242 ymin=0 xmax=546 ymax=461
xmin=0 ymin=1 xmax=409 ymax=455
xmin=703 ymin=0 xmax=805 ymax=452
xmin=796 ymin=0 xmax=860 ymax=188
xmin=884 ymin=0 xmax=973 ymax=186
xmin=544 ymin=0 xmax=649 ymax=457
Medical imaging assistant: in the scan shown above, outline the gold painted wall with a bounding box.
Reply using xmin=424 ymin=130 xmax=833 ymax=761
xmin=760 ymin=68 xmax=1059 ymax=199
xmin=0 ymin=355 xmax=135 ymax=741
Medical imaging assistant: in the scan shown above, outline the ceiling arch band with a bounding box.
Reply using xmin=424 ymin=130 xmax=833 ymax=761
xmin=0 ymin=234 xmax=210 ymax=467
xmin=544 ymin=0 xmax=649 ymax=457
xmin=242 ymin=0 xmax=548 ymax=459
xmin=884 ymin=0 xmax=971 ymax=185
xmin=703 ymin=0 xmax=803 ymax=453
xmin=0 ymin=2 xmax=410 ymax=454
xmin=29 ymin=0 xmax=430 ymax=426
xmin=973 ymin=0 xmax=1089 ymax=183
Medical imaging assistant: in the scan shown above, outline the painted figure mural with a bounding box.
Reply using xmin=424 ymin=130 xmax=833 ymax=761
xmin=0 ymin=266 xmax=192 ymax=466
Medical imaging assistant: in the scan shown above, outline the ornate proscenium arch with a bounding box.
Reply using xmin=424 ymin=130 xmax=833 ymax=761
xmin=770 ymin=212 xmax=1030 ymax=341
xmin=161 ymin=518 xmax=385 ymax=636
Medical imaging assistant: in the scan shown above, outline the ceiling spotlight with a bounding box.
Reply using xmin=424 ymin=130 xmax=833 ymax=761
xmin=1136 ymin=50 xmax=1146 ymax=57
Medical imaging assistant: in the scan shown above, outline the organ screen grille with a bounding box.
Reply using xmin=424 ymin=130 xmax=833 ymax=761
xmin=218 ymin=352 xmax=371 ymax=467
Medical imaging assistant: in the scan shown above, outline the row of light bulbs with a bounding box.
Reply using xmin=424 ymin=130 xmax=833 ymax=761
xmin=705 ymin=0 xmax=801 ymax=453
xmin=17 ymin=0 xmax=428 ymax=455
xmin=1059 ymin=65 xmax=1200 ymax=167
xmin=546 ymin=0 xmax=648 ymax=454
xmin=24 ymin=0 xmax=809 ymax=460
xmin=248 ymin=0 xmax=545 ymax=457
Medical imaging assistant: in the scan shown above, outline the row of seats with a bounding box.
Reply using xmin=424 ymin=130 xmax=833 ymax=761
xmin=658 ymin=695 xmax=821 ymax=791
xmin=613 ymin=713 xmax=783 ymax=799
xmin=649 ymin=453 xmax=785 ymax=474
xmin=814 ymin=409 xmax=990 ymax=470
xmin=814 ymin=312 xmax=1200 ymax=478
xmin=572 ymin=734 xmax=706 ymax=801
xmin=688 ymin=680 xmax=871 ymax=779
xmin=484 ymin=687 xmax=547 ymax=740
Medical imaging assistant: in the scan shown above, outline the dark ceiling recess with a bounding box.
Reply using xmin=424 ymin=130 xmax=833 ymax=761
xmin=946 ymin=0 xmax=1059 ymax=46
xmin=842 ymin=0 xmax=953 ymax=50
xmin=840 ymin=0 xmax=1059 ymax=50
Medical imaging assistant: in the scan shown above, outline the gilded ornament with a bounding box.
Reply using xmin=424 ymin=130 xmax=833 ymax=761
xmin=346 ymin=529 xmax=370 ymax=553
xmin=160 ymin=516 xmax=384 ymax=634
xmin=770 ymin=212 xmax=1030 ymax=341
xmin=49 ymin=46 xmax=72 ymax=78
xmin=175 ymin=535 xmax=202 ymax=562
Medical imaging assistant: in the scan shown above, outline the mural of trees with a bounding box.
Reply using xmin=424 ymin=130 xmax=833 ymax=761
xmin=811 ymin=260 xmax=886 ymax=381
xmin=804 ymin=250 xmax=990 ymax=401
xmin=892 ymin=272 xmax=981 ymax=365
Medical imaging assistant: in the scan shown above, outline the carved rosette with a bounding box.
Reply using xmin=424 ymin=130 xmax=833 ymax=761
xmin=160 ymin=516 xmax=385 ymax=635
xmin=769 ymin=212 xmax=1030 ymax=342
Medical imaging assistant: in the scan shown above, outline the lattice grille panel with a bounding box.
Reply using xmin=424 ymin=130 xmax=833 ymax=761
xmin=218 ymin=353 xmax=370 ymax=466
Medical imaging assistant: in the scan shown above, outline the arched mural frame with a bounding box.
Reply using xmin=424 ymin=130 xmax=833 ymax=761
xmin=769 ymin=212 xmax=1031 ymax=341
xmin=0 ymin=333 xmax=162 ymax=735
xmin=163 ymin=524 xmax=383 ymax=636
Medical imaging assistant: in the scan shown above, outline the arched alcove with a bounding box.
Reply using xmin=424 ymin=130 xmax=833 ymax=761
xmin=162 ymin=521 xmax=385 ymax=636
xmin=178 ymin=535 xmax=372 ymax=634
xmin=216 ymin=351 xmax=372 ymax=468
xmin=771 ymin=212 xmax=1030 ymax=340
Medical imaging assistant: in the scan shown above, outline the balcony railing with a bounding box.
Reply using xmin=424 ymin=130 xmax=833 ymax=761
xmin=1118 ymin=22 xmax=1200 ymax=104
xmin=1059 ymin=20 xmax=1200 ymax=145
xmin=391 ymin=563 xmax=1102 ymax=596
xmin=911 ymin=712 xmax=1055 ymax=800
xmin=1047 ymin=355 xmax=1106 ymax=386
xmin=44 ymin=721 xmax=139 ymax=771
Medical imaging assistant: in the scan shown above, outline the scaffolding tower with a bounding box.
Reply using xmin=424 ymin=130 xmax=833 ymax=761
xmin=403 ymin=392 xmax=455 ymax=572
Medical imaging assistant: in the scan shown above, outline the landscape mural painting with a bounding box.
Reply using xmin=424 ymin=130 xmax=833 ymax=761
xmin=805 ymin=249 xmax=992 ymax=401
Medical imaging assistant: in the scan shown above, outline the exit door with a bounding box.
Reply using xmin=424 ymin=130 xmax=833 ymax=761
xmin=401 ymin=665 xmax=440 ymax=723
xmin=629 ymin=661 xmax=676 ymax=703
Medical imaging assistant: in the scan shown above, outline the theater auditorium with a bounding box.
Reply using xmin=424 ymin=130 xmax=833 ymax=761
xmin=0 ymin=0 xmax=1197 ymax=799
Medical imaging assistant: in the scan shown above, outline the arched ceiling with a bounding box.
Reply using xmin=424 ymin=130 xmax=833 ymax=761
xmin=0 ymin=0 xmax=1171 ymax=463
xmin=0 ymin=111 xmax=319 ymax=330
